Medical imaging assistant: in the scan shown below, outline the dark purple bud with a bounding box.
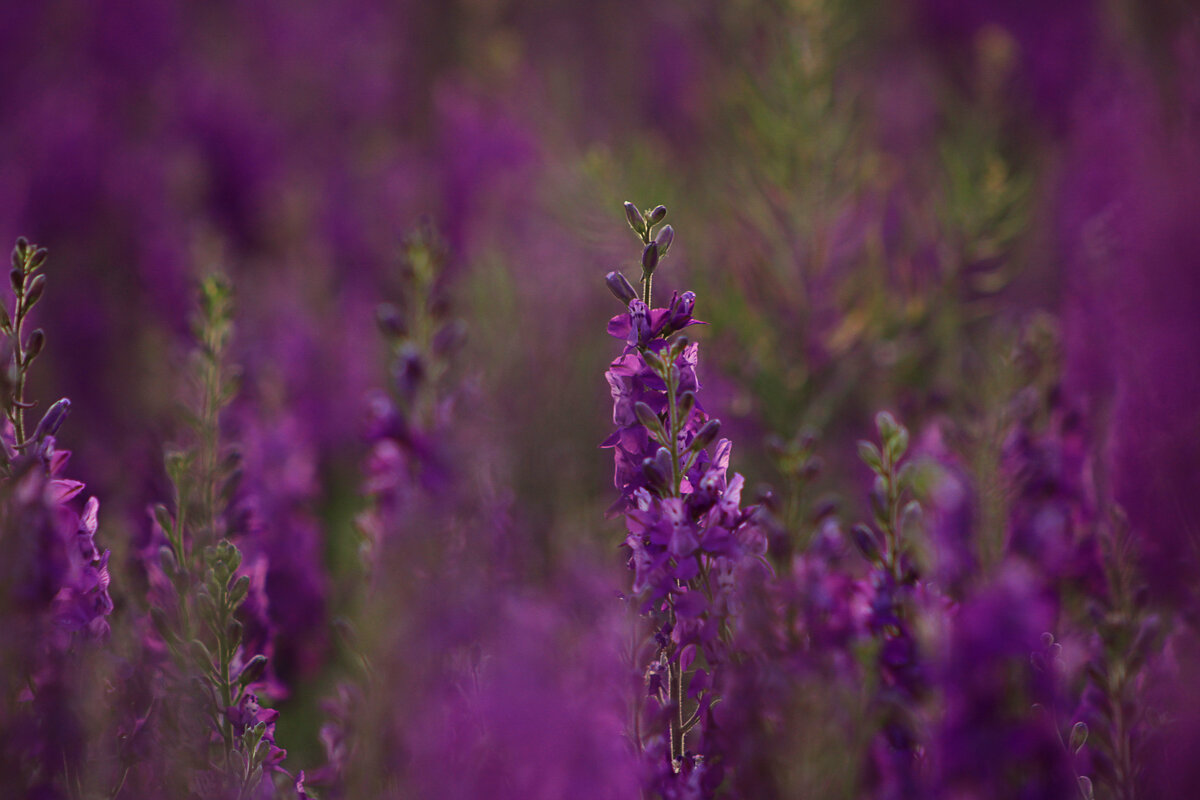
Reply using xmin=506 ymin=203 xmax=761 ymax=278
xmin=852 ymin=524 xmax=881 ymax=562
xmin=605 ymin=271 xmax=638 ymax=304
xmin=654 ymin=224 xmax=674 ymax=255
xmin=0 ymin=304 xmax=9 ymax=332
xmin=677 ymin=390 xmax=696 ymax=420
xmin=394 ymin=344 xmax=424 ymax=402
xmin=11 ymin=237 xmax=28 ymax=269
xmin=812 ymin=495 xmax=839 ymax=521
xmin=33 ymin=397 xmax=70 ymax=441
xmin=624 ymin=202 xmax=645 ymax=234
xmin=653 ymin=446 xmax=674 ymax=480
xmin=10 ymin=267 xmax=22 ymax=294
xmin=375 ymin=303 xmax=406 ymax=339
xmin=642 ymin=455 xmax=670 ymax=493
xmin=690 ymin=419 xmax=721 ymax=453
xmin=24 ymin=274 xmax=45 ymax=308
xmin=25 ymin=328 xmax=44 ymax=360
xmin=642 ymin=243 xmax=660 ymax=273
xmin=238 ymin=654 xmax=269 ymax=687
xmin=647 ymin=205 xmax=667 ymax=225
xmin=28 ymin=248 xmax=47 ymax=271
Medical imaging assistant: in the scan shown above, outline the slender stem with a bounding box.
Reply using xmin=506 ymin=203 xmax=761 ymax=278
xmin=669 ymin=659 xmax=684 ymax=767
xmin=9 ymin=266 xmax=27 ymax=445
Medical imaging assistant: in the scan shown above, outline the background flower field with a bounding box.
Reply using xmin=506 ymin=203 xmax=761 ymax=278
xmin=1 ymin=0 xmax=1199 ymax=797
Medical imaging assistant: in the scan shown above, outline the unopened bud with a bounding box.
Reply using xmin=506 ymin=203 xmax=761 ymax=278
xmin=25 ymin=329 xmax=45 ymax=360
xmin=32 ymin=397 xmax=70 ymax=441
xmin=642 ymin=243 xmax=660 ymax=273
xmin=624 ymin=202 xmax=645 ymax=235
xmin=654 ymin=224 xmax=674 ymax=255
xmin=28 ymin=248 xmax=47 ymax=271
xmin=24 ymin=274 xmax=45 ymax=309
xmin=852 ymin=524 xmax=881 ymax=562
xmin=10 ymin=268 xmax=22 ymax=294
xmin=633 ymin=401 xmax=661 ymax=432
xmin=677 ymin=391 xmax=696 ymax=420
xmin=690 ymin=419 xmax=721 ymax=452
xmin=647 ymin=205 xmax=667 ymax=225
xmin=642 ymin=456 xmax=669 ymax=493
xmin=11 ymin=240 xmax=25 ymax=270
xmin=375 ymin=303 xmax=406 ymax=339
xmin=605 ymin=271 xmax=638 ymax=305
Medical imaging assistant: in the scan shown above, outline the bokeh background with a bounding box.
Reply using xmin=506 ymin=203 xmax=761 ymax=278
xmin=2 ymin=0 xmax=1199 ymax=792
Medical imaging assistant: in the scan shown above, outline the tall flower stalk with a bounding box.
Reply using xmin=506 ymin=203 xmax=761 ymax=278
xmin=139 ymin=274 xmax=287 ymax=797
xmin=0 ymin=238 xmax=112 ymax=797
xmin=604 ymin=204 xmax=767 ymax=790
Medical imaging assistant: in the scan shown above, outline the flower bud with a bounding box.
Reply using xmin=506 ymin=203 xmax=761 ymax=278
xmin=654 ymin=224 xmax=674 ymax=256
xmin=32 ymin=397 xmax=70 ymax=441
xmin=653 ymin=446 xmax=674 ymax=480
xmin=24 ymin=274 xmax=45 ymax=309
xmin=689 ymin=419 xmax=721 ymax=453
xmin=375 ymin=303 xmax=407 ymax=339
xmin=852 ymin=524 xmax=881 ymax=563
xmin=11 ymin=237 xmax=28 ymax=269
xmin=25 ymin=328 xmax=45 ymax=360
xmin=28 ymin=248 xmax=47 ymax=271
xmin=642 ymin=455 xmax=670 ymax=493
xmin=647 ymin=205 xmax=667 ymax=225
xmin=605 ymin=271 xmax=638 ymax=304
xmin=633 ymin=401 xmax=661 ymax=431
xmin=677 ymin=390 xmax=696 ymax=420
xmin=641 ymin=242 xmax=660 ymax=273
xmin=10 ymin=267 xmax=23 ymax=294
xmin=624 ymin=202 xmax=645 ymax=235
